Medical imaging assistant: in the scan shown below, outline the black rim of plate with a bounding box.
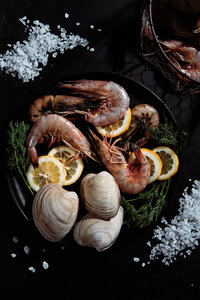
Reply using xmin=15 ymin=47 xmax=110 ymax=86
xmin=6 ymin=71 xmax=178 ymax=244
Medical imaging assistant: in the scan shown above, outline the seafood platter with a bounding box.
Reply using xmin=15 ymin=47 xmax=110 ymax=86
xmin=141 ymin=0 xmax=200 ymax=94
xmin=7 ymin=72 xmax=184 ymax=252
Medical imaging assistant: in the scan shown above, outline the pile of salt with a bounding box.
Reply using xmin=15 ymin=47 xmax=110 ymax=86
xmin=0 ymin=16 xmax=89 ymax=82
xmin=145 ymin=180 xmax=200 ymax=266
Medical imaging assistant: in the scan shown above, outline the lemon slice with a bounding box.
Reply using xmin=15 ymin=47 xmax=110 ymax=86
xmin=27 ymin=156 xmax=66 ymax=192
xmin=128 ymin=148 xmax=163 ymax=184
xmin=96 ymin=108 xmax=131 ymax=137
xmin=48 ymin=146 xmax=84 ymax=186
xmin=153 ymin=146 xmax=179 ymax=180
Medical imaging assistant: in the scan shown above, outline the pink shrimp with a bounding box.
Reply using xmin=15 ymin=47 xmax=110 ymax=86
xmin=26 ymin=114 xmax=96 ymax=168
xmin=160 ymin=39 xmax=200 ymax=81
xmin=29 ymin=80 xmax=130 ymax=126
xmin=89 ymin=131 xmax=150 ymax=194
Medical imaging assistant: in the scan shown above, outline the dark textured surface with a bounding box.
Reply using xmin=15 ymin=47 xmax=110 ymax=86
xmin=1 ymin=0 xmax=200 ymax=296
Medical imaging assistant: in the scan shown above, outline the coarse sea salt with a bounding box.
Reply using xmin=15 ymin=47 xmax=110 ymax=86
xmin=24 ymin=245 xmax=30 ymax=255
xmin=28 ymin=266 xmax=36 ymax=273
xmin=150 ymin=180 xmax=200 ymax=265
xmin=0 ymin=16 xmax=89 ymax=82
xmin=133 ymin=180 xmax=200 ymax=266
xmin=42 ymin=261 xmax=49 ymax=270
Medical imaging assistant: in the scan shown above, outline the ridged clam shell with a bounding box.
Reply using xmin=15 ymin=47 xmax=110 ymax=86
xmin=80 ymin=171 xmax=120 ymax=220
xmin=32 ymin=183 xmax=79 ymax=242
xmin=73 ymin=206 xmax=123 ymax=252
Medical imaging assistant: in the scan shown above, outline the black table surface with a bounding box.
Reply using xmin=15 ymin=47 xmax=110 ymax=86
xmin=1 ymin=0 xmax=200 ymax=296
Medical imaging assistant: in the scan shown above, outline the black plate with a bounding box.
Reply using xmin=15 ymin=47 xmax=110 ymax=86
xmin=6 ymin=72 xmax=177 ymax=242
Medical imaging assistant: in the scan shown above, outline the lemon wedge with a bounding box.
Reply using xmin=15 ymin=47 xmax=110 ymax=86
xmin=128 ymin=148 xmax=163 ymax=184
xmin=48 ymin=146 xmax=84 ymax=186
xmin=96 ymin=108 xmax=131 ymax=137
xmin=26 ymin=155 xmax=66 ymax=192
xmin=153 ymin=146 xmax=179 ymax=180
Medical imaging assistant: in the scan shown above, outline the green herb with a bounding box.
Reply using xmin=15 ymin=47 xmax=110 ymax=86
xmin=7 ymin=121 xmax=34 ymax=196
xmin=121 ymin=179 xmax=170 ymax=229
xmin=121 ymin=119 xmax=187 ymax=230
xmin=149 ymin=119 xmax=188 ymax=153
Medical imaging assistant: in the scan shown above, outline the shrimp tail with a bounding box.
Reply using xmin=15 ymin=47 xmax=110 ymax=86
xmin=28 ymin=146 xmax=38 ymax=168
xmin=85 ymin=129 xmax=104 ymax=165
xmin=131 ymin=143 xmax=146 ymax=163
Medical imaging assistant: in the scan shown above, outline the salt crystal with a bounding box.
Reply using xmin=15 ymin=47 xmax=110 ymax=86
xmin=146 ymin=241 xmax=151 ymax=247
xmin=28 ymin=266 xmax=36 ymax=273
xmin=141 ymin=263 xmax=146 ymax=267
xmin=52 ymin=52 xmax=58 ymax=58
xmin=76 ymin=22 xmax=80 ymax=26
xmin=42 ymin=261 xmax=49 ymax=269
xmin=11 ymin=253 xmax=17 ymax=258
xmin=133 ymin=257 xmax=140 ymax=262
xmin=89 ymin=48 xmax=95 ymax=52
xmin=24 ymin=245 xmax=30 ymax=255
xmin=65 ymin=13 xmax=69 ymax=19
xmin=33 ymin=20 xmax=40 ymax=25
xmin=90 ymin=25 xmax=94 ymax=29
xmin=12 ymin=236 xmax=18 ymax=243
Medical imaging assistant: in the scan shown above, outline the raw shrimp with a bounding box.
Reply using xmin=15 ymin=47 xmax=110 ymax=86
xmin=26 ymin=114 xmax=96 ymax=168
xmin=122 ymin=104 xmax=159 ymax=150
xmin=29 ymin=80 xmax=130 ymax=126
xmin=89 ymin=131 xmax=150 ymax=194
xmin=160 ymin=39 xmax=200 ymax=81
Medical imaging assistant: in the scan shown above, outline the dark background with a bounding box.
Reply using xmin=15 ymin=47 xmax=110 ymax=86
xmin=1 ymin=0 xmax=200 ymax=297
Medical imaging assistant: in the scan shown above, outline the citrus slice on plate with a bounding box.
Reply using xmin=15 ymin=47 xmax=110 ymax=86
xmin=96 ymin=108 xmax=131 ymax=137
xmin=26 ymin=155 xmax=66 ymax=192
xmin=153 ymin=146 xmax=179 ymax=180
xmin=48 ymin=146 xmax=84 ymax=186
xmin=128 ymin=148 xmax=163 ymax=184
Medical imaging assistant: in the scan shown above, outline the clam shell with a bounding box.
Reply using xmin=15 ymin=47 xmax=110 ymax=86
xmin=80 ymin=171 xmax=120 ymax=220
xmin=32 ymin=183 xmax=79 ymax=242
xmin=73 ymin=206 xmax=124 ymax=252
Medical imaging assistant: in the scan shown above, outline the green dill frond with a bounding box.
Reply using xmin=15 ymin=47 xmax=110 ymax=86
xmin=121 ymin=180 xmax=170 ymax=229
xmin=7 ymin=120 xmax=34 ymax=195
xmin=149 ymin=119 xmax=188 ymax=153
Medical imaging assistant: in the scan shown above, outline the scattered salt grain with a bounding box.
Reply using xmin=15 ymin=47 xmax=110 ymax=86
xmin=42 ymin=261 xmax=49 ymax=270
xmin=28 ymin=266 xmax=36 ymax=273
xmin=11 ymin=253 xmax=17 ymax=258
xmin=12 ymin=236 xmax=18 ymax=243
xmin=133 ymin=257 xmax=140 ymax=262
xmin=24 ymin=245 xmax=30 ymax=255
xmin=146 ymin=241 xmax=151 ymax=247
xmin=141 ymin=263 xmax=146 ymax=267
xmin=148 ymin=180 xmax=200 ymax=266
xmin=90 ymin=25 xmax=94 ymax=29
xmin=89 ymin=48 xmax=95 ymax=52
xmin=65 ymin=13 xmax=69 ymax=19
xmin=0 ymin=16 xmax=89 ymax=82
xmin=76 ymin=22 xmax=80 ymax=26
xmin=52 ymin=52 xmax=58 ymax=58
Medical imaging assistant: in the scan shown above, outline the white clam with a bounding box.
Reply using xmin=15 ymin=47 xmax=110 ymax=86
xmin=73 ymin=206 xmax=124 ymax=252
xmin=80 ymin=171 xmax=120 ymax=220
xmin=32 ymin=183 xmax=79 ymax=242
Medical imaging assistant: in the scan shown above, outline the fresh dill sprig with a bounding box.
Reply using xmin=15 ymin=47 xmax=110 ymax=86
xmin=7 ymin=121 xmax=34 ymax=196
xmin=149 ymin=119 xmax=188 ymax=153
xmin=121 ymin=119 xmax=187 ymax=230
xmin=121 ymin=179 xmax=170 ymax=229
